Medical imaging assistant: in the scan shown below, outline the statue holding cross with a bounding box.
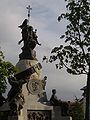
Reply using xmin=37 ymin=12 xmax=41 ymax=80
xmin=18 ymin=5 xmax=41 ymax=60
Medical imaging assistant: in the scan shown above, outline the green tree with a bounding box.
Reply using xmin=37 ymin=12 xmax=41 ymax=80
xmin=43 ymin=0 xmax=90 ymax=119
xmin=70 ymin=98 xmax=84 ymax=120
xmin=0 ymin=49 xmax=16 ymax=94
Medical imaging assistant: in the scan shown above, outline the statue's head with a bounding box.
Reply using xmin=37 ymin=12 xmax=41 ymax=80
xmin=28 ymin=26 xmax=33 ymax=31
xmin=52 ymin=89 xmax=56 ymax=95
xmin=18 ymin=19 xmax=28 ymax=29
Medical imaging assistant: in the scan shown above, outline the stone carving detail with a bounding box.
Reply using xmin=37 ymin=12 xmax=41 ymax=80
xmin=27 ymin=110 xmax=51 ymax=120
xmin=18 ymin=19 xmax=41 ymax=60
xmin=7 ymin=60 xmax=43 ymax=114
xmin=27 ymin=77 xmax=47 ymax=95
xmin=27 ymin=79 xmax=42 ymax=95
xmin=7 ymin=76 xmax=26 ymax=115
xmin=15 ymin=62 xmax=42 ymax=80
xmin=50 ymin=89 xmax=62 ymax=106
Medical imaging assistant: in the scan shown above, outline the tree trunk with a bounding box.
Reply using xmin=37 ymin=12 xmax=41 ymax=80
xmin=85 ymin=64 xmax=90 ymax=120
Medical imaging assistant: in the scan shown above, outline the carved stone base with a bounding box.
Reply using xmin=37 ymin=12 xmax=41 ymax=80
xmin=27 ymin=110 xmax=51 ymax=120
xmin=15 ymin=60 xmax=42 ymax=80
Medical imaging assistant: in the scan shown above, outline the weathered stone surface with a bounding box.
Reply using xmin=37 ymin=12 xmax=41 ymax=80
xmin=27 ymin=110 xmax=51 ymax=120
xmin=15 ymin=60 xmax=42 ymax=80
xmin=18 ymin=83 xmax=53 ymax=120
xmin=27 ymin=79 xmax=44 ymax=95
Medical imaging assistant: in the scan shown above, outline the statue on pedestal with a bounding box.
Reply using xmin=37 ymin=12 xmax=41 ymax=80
xmin=18 ymin=19 xmax=41 ymax=48
xmin=18 ymin=18 xmax=41 ymax=60
xmin=50 ymin=89 xmax=69 ymax=116
xmin=50 ymin=89 xmax=62 ymax=106
xmin=6 ymin=5 xmax=46 ymax=116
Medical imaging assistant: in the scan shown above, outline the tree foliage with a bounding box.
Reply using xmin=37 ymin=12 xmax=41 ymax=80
xmin=0 ymin=49 xmax=16 ymax=93
xmin=44 ymin=0 xmax=90 ymax=75
xmin=43 ymin=1 xmax=90 ymax=119
xmin=70 ymin=98 xmax=84 ymax=120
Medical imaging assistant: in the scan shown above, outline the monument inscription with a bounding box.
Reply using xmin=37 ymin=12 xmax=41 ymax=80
xmin=27 ymin=110 xmax=51 ymax=120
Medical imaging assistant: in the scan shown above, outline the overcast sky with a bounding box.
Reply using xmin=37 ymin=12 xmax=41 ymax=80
xmin=0 ymin=0 xmax=86 ymax=101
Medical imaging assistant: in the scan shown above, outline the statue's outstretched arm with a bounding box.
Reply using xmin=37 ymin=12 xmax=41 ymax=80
xmin=18 ymin=39 xmax=23 ymax=45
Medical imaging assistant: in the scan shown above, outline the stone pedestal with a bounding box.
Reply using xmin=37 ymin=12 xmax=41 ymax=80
xmin=13 ymin=59 xmax=53 ymax=120
xmin=18 ymin=83 xmax=53 ymax=120
xmin=0 ymin=59 xmax=72 ymax=120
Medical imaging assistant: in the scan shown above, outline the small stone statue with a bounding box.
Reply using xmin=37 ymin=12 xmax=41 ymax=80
xmin=18 ymin=19 xmax=41 ymax=49
xmin=7 ymin=76 xmax=25 ymax=101
xmin=50 ymin=89 xmax=69 ymax=116
xmin=7 ymin=76 xmax=25 ymax=115
xmin=18 ymin=19 xmax=41 ymax=60
xmin=50 ymin=89 xmax=61 ymax=106
xmin=42 ymin=76 xmax=47 ymax=90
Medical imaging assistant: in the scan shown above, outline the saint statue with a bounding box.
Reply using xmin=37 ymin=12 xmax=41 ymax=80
xmin=18 ymin=19 xmax=41 ymax=50
xmin=50 ymin=89 xmax=62 ymax=106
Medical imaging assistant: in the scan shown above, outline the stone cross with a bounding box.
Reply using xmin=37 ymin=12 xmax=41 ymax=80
xmin=26 ymin=5 xmax=32 ymax=22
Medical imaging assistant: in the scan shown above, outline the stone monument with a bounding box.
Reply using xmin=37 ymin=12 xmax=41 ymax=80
xmin=7 ymin=5 xmax=52 ymax=120
xmin=0 ymin=5 xmax=72 ymax=120
xmin=0 ymin=5 xmax=53 ymax=120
